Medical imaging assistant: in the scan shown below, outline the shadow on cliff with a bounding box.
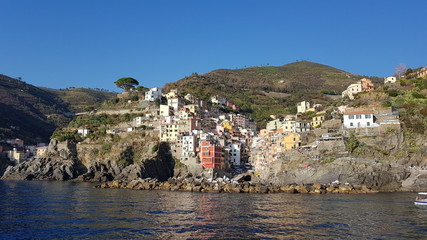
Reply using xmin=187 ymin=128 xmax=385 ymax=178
xmin=139 ymin=142 xmax=175 ymax=181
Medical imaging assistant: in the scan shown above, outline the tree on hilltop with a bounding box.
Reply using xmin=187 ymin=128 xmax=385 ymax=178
xmin=394 ymin=64 xmax=408 ymax=79
xmin=114 ymin=77 xmax=139 ymax=91
xmin=135 ymin=85 xmax=149 ymax=92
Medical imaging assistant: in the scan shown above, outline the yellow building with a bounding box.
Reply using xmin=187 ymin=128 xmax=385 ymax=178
xmin=160 ymin=123 xmax=179 ymax=142
xmin=184 ymin=104 xmax=198 ymax=114
xmin=311 ymin=114 xmax=325 ymax=128
xmin=164 ymin=89 xmax=178 ymax=99
xmin=221 ymin=121 xmax=233 ymax=130
xmin=281 ymin=133 xmax=301 ymax=150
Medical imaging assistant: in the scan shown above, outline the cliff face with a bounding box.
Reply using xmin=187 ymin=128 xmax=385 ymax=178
xmin=1 ymin=140 xmax=86 ymax=180
xmin=255 ymin=130 xmax=426 ymax=191
xmin=259 ymin=157 xmax=409 ymax=191
xmin=1 ymin=138 xmax=176 ymax=182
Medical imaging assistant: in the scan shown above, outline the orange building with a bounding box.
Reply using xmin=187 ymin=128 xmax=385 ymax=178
xmin=200 ymin=140 xmax=223 ymax=169
xmin=360 ymin=78 xmax=375 ymax=92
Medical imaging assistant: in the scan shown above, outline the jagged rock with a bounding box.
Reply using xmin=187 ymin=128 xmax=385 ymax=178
xmin=401 ymin=171 xmax=427 ymax=191
xmin=78 ymin=160 xmax=120 ymax=182
xmin=1 ymin=157 xmax=86 ymax=181
xmin=259 ymin=185 xmax=269 ymax=194
xmin=126 ymin=179 xmax=142 ymax=189
xmin=115 ymin=164 xmax=142 ymax=181
xmin=258 ymin=157 xmax=409 ymax=191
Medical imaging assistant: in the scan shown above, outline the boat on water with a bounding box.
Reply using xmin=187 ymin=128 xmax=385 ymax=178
xmin=415 ymin=192 xmax=427 ymax=206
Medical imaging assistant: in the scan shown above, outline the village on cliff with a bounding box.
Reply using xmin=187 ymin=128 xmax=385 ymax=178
xmin=2 ymin=75 xmax=408 ymax=177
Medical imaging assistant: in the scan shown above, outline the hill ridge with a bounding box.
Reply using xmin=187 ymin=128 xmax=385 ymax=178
xmin=164 ymin=61 xmax=378 ymax=127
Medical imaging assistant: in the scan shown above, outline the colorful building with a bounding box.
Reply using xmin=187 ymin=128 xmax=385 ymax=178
xmin=311 ymin=113 xmax=325 ymax=128
xmin=281 ymin=132 xmax=301 ymax=150
xmin=200 ymin=140 xmax=223 ymax=169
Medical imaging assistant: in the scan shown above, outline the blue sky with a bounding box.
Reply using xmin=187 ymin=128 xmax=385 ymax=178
xmin=1 ymin=0 xmax=426 ymax=92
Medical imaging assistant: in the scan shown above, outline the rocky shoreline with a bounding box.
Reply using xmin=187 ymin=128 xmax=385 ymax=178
xmin=95 ymin=176 xmax=381 ymax=194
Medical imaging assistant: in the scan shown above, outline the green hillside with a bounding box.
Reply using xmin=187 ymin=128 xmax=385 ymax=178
xmin=0 ymin=74 xmax=115 ymax=144
xmin=45 ymin=87 xmax=116 ymax=112
xmin=164 ymin=61 xmax=376 ymax=127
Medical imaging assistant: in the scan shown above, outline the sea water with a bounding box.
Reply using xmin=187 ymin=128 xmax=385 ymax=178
xmin=0 ymin=180 xmax=426 ymax=239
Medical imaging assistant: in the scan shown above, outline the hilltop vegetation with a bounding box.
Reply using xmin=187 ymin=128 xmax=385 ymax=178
xmin=44 ymin=87 xmax=116 ymax=112
xmin=0 ymin=74 xmax=115 ymax=144
xmin=164 ymin=61 xmax=377 ymax=127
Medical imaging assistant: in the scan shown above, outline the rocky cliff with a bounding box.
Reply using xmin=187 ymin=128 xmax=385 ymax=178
xmin=1 ymin=140 xmax=86 ymax=180
xmin=259 ymin=156 xmax=409 ymax=191
xmin=1 ymin=136 xmax=177 ymax=182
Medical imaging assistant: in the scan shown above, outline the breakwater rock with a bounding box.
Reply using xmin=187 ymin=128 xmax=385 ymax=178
xmin=95 ymin=176 xmax=379 ymax=194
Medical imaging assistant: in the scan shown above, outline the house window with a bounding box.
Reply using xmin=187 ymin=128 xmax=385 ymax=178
xmin=356 ymin=115 xmax=361 ymax=119
xmin=367 ymin=122 xmax=370 ymax=126
xmin=349 ymin=115 xmax=354 ymax=119
xmin=365 ymin=114 xmax=371 ymax=118
xmin=350 ymin=122 xmax=353 ymax=127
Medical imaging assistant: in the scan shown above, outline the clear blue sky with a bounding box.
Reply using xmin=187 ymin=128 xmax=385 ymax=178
xmin=1 ymin=0 xmax=426 ymax=92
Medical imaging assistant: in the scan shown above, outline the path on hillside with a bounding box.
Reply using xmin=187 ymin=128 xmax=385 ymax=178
xmin=76 ymin=109 xmax=146 ymax=116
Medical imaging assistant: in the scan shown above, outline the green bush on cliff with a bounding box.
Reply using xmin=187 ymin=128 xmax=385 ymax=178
xmin=117 ymin=147 xmax=134 ymax=166
xmin=51 ymin=129 xmax=81 ymax=142
xmin=345 ymin=134 xmax=361 ymax=153
xmin=151 ymin=143 xmax=159 ymax=153
xmin=100 ymin=143 xmax=112 ymax=155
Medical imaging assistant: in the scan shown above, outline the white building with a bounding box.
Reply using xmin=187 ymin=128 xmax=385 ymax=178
xmin=181 ymin=135 xmax=197 ymax=161
xmin=292 ymin=121 xmax=311 ymax=133
xmin=297 ymin=101 xmax=312 ymax=113
xmin=342 ymin=83 xmax=362 ymax=100
xmin=281 ymin=119 xmax=295 ymax=132
xmin=228 ymin=142 xmax=241 ymax=166
xmin=133 ymin=116 xmax=146 ymax=126
xmin=145 ymin=87 xmax=162 ymax=101
xmin=77 ymin=128 xmax=90 ymax=137
xmin=343 ymin=110 xmax=374 ymax=128
xmin=384 ymin=76 xmax=397 ymax=84
xmin=7 ymin=148 xmax=29 ymax=164
xmin=159 ymin=104 xmax=172 ymax=117
xmin=167 ymin=97 xmax=184 ymax=112
xmin=266 ymin=119 xmax=283 ymax=130
xmin=211 ymin=95 xmax=227 ymax=106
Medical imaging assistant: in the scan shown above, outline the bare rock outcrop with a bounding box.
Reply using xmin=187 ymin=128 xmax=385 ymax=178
xmin=401 ymin=170 xmax=427 ymax=191
xmin=1 ymin=140 xmax=176 ymax=182
xmin=258 ymin=157 xmax=410 ymax=191
xmin=2 ymin=140 xmax=87 ymax=180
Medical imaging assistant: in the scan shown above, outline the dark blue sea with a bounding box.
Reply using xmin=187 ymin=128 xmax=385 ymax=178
xmin=0 ymin=180 xmax=426 ymax=239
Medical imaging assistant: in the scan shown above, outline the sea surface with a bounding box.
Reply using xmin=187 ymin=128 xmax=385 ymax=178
xmin=0 ymin=180 xmax=426 ymax=240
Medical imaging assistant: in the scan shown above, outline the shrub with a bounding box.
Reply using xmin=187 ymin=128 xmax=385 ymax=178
xmin=117 ymin=147 xmax=134 ymax=166
xmin=100 ymin=143 xmax=112 ymax=155
xmin=345 ymin=134 xmax=360 ymax=153
xmin=51 ymin=129 xmax=81 ymax=142
xmin=151 ymin=143 xmax=159 ymax=153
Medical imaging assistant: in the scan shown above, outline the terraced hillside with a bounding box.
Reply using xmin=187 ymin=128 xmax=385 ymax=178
xmin=164 ymin=61 xmax=379 ymax=126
